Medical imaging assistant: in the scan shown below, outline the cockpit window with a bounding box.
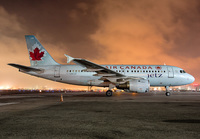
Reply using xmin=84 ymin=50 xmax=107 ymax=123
xmin=180 ymin=70 xmax=186 ymax=73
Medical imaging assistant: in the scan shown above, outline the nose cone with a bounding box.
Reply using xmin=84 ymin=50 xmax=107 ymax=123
xmin=188 ymin=74 xmax=195 ymax=84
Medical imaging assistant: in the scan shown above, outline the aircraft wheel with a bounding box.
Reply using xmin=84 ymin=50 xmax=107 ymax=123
xmin=166 ymin=92 xmax=170 ymax=96
xmin=106 ymin=90 xmax=113 ymax=97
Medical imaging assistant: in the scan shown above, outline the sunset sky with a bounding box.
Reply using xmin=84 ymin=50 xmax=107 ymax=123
xmin=0 ymin=0 xmax=200 ymax=89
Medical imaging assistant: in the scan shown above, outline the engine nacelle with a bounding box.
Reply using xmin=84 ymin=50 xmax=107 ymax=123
xmin=116 ymin=79 xmax=150 ymax=93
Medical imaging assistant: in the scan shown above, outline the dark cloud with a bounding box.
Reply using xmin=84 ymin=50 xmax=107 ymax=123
xmin=2 ymin=0 xmax=200 ymax=60
xmin=0 ymin=0 xmax=102 ymax=60
xmin=160 ymin=1 xmax=200 ymax=58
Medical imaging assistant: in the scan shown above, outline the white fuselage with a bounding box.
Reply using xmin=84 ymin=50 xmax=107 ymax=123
xmin=25 ymin=64 xmax=195 ymax=87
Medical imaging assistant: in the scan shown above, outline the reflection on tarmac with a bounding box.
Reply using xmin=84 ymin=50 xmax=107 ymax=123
xmin=0 ymin=91 xmax=200 ymax=138
xmin=0 ymin=102 xmax=18 ymax=106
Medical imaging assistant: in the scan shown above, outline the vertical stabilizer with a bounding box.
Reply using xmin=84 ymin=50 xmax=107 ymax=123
xmin=25 ymin=35 xmax=59 ymax=66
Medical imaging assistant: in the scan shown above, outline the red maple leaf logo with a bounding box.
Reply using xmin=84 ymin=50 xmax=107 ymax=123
xmin=155 ymin=66 xmax=162 ymax=70
xmin=29 ymin=47 xmax=44 ymax=61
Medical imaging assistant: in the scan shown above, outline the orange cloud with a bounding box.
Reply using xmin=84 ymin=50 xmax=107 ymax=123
xmin=90 ymin=0 xmax=200 ymax=83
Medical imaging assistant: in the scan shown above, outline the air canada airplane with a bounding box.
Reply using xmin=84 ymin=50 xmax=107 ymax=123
xmin=9 ymin=35 xmax=195 ymax=96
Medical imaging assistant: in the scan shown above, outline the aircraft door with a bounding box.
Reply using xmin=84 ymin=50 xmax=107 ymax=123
xmin=167 ymin=67 xmax=174 ymax=78
xmin=54 ymin=66 xmax=60 ymax=78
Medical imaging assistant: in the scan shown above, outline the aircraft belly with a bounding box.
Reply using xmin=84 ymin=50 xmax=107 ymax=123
xmin=61 ymin=74 xmax=101 ymax=86
xmin=149 ymin=77 xmax=185 ymax=86
xmin=149 ymin=77 xmax=169 ymax=86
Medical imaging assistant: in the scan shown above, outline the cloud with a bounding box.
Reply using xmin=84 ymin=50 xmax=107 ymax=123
xmin=0 ymin=6 xmax=81 ymax=89
xmin=90 ymin=0 xmax=200 ymax=82
xmin=0 ymin=0 xmax=102 ymax=60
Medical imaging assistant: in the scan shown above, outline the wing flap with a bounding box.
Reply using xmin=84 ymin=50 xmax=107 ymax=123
xmin=93 ymin=73 xmax=116 ymax=77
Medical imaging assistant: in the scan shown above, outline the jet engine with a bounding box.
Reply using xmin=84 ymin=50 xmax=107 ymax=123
xmin=116 ymin=79 xmax=150 ymax=93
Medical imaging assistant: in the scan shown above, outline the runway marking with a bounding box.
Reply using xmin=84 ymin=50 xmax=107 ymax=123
xmin=0 ymin=102 xmax=19 ymax=106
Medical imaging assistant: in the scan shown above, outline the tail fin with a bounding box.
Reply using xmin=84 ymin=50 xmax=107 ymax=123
xmin=25 ymin=35 xmax=59 ymax=66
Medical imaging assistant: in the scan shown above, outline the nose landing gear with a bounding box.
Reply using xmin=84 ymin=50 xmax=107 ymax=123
xmin=165 ymin=86 xmax=171 ymax=96
xmin=166 ymin=92 xmax=171 ymax=96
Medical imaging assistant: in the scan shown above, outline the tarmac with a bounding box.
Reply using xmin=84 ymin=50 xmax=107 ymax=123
xmin=0 ymin=91 xmax=200 ymax=138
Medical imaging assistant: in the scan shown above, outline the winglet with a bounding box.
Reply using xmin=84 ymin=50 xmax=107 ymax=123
xmin=64 ymin=54 xmax=75 ymax=63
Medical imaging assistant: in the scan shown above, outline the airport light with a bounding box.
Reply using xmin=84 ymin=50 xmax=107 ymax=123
xmin=192 ymin=83 xmax=199 ymax=92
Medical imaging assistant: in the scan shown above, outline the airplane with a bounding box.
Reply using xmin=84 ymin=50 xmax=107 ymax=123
xmin=8 ymin=35 xmax=195 ymax=96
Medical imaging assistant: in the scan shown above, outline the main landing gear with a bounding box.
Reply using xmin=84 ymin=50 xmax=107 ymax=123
xmin=106 ymin=90 xmax=113 ymax=97
xmin=106 ymin=84 xmax=115 ymax=97
xmin=165 ymin=86 xmax=171 ymax=96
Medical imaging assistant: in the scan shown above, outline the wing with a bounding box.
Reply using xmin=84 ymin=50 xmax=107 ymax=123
xmin=8 ymin=63 xmax=43 ymax=73
xmin=65 ymin=55 xmax=145 ymax=83
xmin=65 ymin=54 xmax=124 ymax=77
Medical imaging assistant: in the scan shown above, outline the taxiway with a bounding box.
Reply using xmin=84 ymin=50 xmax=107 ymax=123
xmin=0 ymin=91 xmax=200 ymax=138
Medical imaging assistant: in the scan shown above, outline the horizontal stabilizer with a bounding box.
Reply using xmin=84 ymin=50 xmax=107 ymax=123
xmin=8 ymin=63 xmax=43 ymax=72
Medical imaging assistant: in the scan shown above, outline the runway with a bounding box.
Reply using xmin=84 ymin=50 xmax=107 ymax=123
xmin=0 ymin=91 xmax=200 ymax=138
